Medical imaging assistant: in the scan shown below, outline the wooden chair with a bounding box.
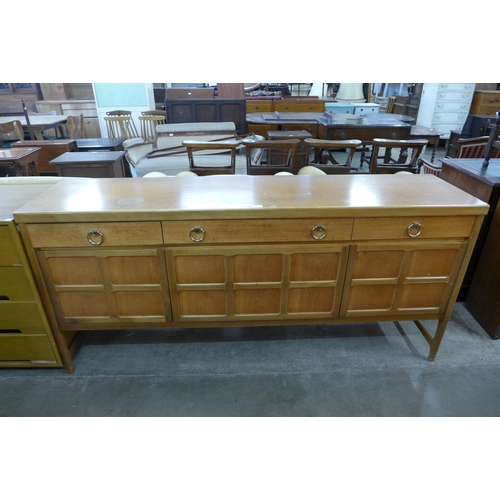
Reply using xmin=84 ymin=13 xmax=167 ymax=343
xmin=243 ymin=138 xmax=299 ymax=175
xmin=65 ymin=114 xmax=86 ymax=139
xmin=139 ymin=114 xmax=167 ymax=142
xmin=304 ymin=138 xmax=362 ymax=174
xmin=104 ymin=115 xmax=140 ymax=139
xmin=183 ymin=139 xmax=242 ymax=175
xmin=141 ymin=110 xmax=166 ymax=117
xmin=457 ymin=136 xmax=500 ymax=159
xmin=418 ymin=158 xmax=441 ymax=177
xmin=369 ymin=138 xmax=429 ymax=174
xmin=106 ymin=110 xmax=133 ymax=116
xmin=0 ymin=120 xmax=24 ymax=147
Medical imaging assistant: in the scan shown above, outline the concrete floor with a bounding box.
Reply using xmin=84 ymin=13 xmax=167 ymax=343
xmin=1 ymin=302 xmax=500 ymax=416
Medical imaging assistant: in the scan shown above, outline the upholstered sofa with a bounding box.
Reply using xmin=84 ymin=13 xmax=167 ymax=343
xmin=124 ymin=122 xmax=252 ymax=177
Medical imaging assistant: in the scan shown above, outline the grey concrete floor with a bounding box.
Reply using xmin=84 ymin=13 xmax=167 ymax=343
xmin=1 ymin=302 xmax=500 ymax=417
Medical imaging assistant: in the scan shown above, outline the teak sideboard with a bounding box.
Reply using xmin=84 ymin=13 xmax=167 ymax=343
xmin=13 ymin=175 xmax=488 ymax=373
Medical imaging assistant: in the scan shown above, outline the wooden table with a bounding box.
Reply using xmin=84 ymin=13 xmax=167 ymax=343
xmin=0 ymin=147 xmax=40 ymax=176
xmin=13 ymin=175 xmax=487 ymax=373
xmin=0 ymin=115 xmax=68 ymax=140
xmin=76 ymin=138 xmax=125 ymax=152
xmin=440 ymin=158 xmax=500 ymax=336
xmin=49 ymin=151 xmax=127 ymax=178
xmin=317 ymin=113 xmax=414 ymax=167
xmin=246 ymin=112 xmax=322 ymax=138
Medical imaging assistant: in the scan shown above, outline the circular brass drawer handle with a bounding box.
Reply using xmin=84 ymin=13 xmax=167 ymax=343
xmin=407 ymin=222 xmax=422 ymax=238
xmin=87 ymin=229 xmax=104 ymax=245
xmin=312 ymin=224 xmax=327 ymax=240
xmin=189 ymin=227 xmax=205 ymax=242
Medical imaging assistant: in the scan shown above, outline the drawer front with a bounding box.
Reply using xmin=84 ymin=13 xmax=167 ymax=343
xmin=60 ymin=102 xmax=97 ymax=117
xmin=281 ymin=123 xmax=318 ymax=136
xmin=0 ymin=225 xmax=21 ymax=266
xmin=352 ymin=216 xmax=476 ymax=240
xmin=247 ymin=124 xmax=274 ymax=138
xmin=26 ymin=222 xmax=163 ymax=248
xmin=476 ymin=93 xmax=500 ymax=106
xmin=274 ymin=101 xmax=325 ymax=113
xmin=0 ymin=302 xmax=46 ymax=333
xmin=163 ymin=219 xmax=354 ymax=244
xmin=473 ymin=105 xmax=500 ymax=116
xmin=0 ymin=267 xmax=34 ymax=301
xmin=438 ymin=83 xmax=475 ymax=92
xmin=435 ymin=92 xmax=473 ymax=102
xmin=434 ymin=101 xmax=471 ymax=112
xmin=246 ymin=101 xmax=273 ymax=113
xmin=0 ymin=334 xmax=57 ymax=362
xmin=432 ymin=112 xmax=468 ymax=123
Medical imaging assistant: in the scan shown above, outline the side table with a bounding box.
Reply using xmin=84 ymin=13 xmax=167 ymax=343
xmin=0 ymin=147 xmax=40 ymax=176
xmin=49 ymin=151 xmax=127 ymax=178
xmin=267 ymin=130 xmax=312 ymax=172
xmin=76 ymin=138 xmax=125 ymax=152
xmin=12 ymin=139 xmax=77 ymax=174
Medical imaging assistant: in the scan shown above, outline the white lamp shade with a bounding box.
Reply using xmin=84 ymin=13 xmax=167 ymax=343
xmin=335 ymin=83 xmax=366 ymax=103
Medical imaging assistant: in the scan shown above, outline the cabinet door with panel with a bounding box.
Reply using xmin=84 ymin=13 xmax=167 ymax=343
xmin=341 ymin=215 xmax=475 ymax=318
xmin=166 ymin=244 xmax=350 ymax=322
xmin=36 ymin=249 xmax=172 ymax=327
xmin=25 ymin=221 xmax=171 ymax=329
xmin=341 ymin=242 xmax=467 ymax=318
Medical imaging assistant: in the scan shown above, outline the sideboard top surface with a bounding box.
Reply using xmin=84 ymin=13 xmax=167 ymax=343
xmin=0 ymin=184 xmax=55 ymax=222
xmin=13 ymin=175 xmax=489 ymax=223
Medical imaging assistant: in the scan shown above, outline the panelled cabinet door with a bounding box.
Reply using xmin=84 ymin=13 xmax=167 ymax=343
xmin=36 ymin=249 xmax=172 ymax=325
xmin=166 ymin=244 xmax=350 ymax=322
xmin=341 ymin=242 xmax=467 ymax=318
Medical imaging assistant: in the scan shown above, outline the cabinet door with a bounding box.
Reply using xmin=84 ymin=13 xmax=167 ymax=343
xmin=36 ymin=249 xmax=172 ymax=326
xmin=166 ymin=244 xmax=349 ymax=322
xmin=341 ymin=242 xmax=467 ymax=319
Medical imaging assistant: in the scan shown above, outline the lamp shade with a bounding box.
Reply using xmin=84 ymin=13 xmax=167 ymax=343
xmin=335 ymin=83 xmax=366 ymax=103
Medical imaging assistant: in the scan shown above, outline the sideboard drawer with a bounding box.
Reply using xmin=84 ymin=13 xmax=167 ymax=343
xmin=163 ymin=218 xmax=354 ymax=244
xmin=26 ymin=222 xmax=163 ymax=248
xmin=352 ymin=216 xmax=476 ymax=240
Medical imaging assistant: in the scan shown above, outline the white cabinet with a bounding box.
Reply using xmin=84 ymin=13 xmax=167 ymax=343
xmin=416 ymin=83 xmax=475 ymax=138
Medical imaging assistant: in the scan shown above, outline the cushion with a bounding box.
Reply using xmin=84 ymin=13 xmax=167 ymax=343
xmin=126 ymin=142 xmax=154 ymax=166
xmin=123 ymin=138 xmax=145 ymax=148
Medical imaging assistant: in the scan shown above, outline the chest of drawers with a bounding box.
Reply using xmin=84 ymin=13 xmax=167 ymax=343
xmin=14 ymin=176 xmax=488 ymax=373
xmin=470 ymin=91 xmax=500 ymax=116
xmin=0 ymin=184 xmax=64 ymax=368
xmin=417 ymin=83 xmax=476 ymax=138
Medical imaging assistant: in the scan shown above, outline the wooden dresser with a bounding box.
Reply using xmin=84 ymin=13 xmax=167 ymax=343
xmin=0 ymin=183 xmax=64 ymax=368
xmin=470 ymin=90 xmax=500 ymax=116
xmin=14 ymin=176 xmax=488 ymax=373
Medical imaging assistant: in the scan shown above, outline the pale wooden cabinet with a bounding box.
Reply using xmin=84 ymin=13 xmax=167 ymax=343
xmin=14 ymin=176 xmax=488 ymax=373
xmin=0 ymin=184 xmax=64 ymax=368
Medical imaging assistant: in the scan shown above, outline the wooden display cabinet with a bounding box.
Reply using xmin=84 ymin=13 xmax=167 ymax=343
xmin=14 ymin=175 xmax=487 ymax=373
